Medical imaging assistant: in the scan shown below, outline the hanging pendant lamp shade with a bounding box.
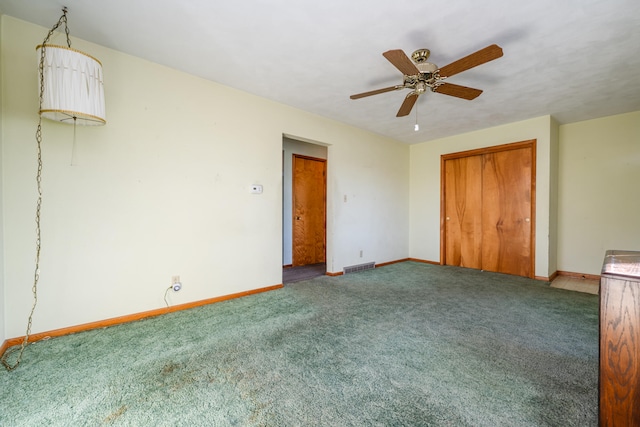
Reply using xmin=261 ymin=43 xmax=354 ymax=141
xmin=36 ymin=44 xmax=106 ymax=125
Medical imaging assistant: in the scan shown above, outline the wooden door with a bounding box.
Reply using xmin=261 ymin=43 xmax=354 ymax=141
xmin=444 ymin=156 xmax=483 ymax=269
xmin=441 ymin=141 xmax=535 ymax=278
xmin=292 ymin=155 xmax=326 ymax=266
xmin=481 ymin=147 xmax=533 ymax=277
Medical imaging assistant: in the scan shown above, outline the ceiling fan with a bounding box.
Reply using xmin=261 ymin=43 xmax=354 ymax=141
xmin=350 ymin=44 xmax=503 ymax=117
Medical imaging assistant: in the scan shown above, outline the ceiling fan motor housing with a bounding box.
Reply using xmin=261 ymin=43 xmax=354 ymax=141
xmin=403 ymin=61 xmax=441 ymax=92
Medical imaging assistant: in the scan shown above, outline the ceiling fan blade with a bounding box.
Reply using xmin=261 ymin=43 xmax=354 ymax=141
xmin=396 ymin=93 xmax=419 ymax=117
xmin=438 ymin=44 xmax=503 ymax=78
xmin=383 ymin=49 xmax=420 ymax=76
xmin=350 ymin=86 xmax=402 ymax=100
xmin=433 ymin=83 xmax=483 ymax=100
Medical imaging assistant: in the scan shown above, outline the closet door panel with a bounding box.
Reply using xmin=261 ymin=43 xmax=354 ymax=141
xmin=481 ymin=147 xmax=532 ymax=277
xmin=444 ymin=156 xmax=483 ymax=269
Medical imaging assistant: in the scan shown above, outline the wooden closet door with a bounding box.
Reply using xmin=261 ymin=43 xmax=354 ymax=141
xmin=444 ymin=156 xmax=483 ymax=269
xmin=441 ymin=141 xmax=535 ymax=278
xmin=481 ymin=147 xmax=533 ymax=277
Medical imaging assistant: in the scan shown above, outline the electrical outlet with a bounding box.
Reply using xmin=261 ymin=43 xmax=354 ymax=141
xmin=359 ymin=250 xmax=363 ymax=258
xmin=171 ymin=275 xmax=182 ymax=292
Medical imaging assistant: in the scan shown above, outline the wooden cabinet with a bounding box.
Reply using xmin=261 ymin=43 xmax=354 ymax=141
xmin=599 ymin=250 xmax=640 ymax=426
xmin=441 ymin=140 xmax=535 ymax=278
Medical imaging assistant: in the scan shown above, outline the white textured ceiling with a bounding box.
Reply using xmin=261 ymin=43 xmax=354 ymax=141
xmin=1 ymin=0 xmax=639 ymax=144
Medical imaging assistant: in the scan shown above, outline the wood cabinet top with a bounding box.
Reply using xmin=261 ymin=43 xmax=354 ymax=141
xmin=602 ymin=250 xmax=640 ymax=280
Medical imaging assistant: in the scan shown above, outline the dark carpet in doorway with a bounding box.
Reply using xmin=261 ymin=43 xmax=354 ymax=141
xmin=283 ymin=263 xmax=326 ymax=283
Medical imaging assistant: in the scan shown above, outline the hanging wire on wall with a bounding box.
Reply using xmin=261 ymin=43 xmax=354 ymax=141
xmin=2 ymin=7 xmax=105 ymax=371
xmin=1 ymin=8 xmax=71 ymax=371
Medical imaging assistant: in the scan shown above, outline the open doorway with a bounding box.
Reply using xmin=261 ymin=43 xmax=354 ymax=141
xmin=282 ymin=136 xmax=327 ymax=283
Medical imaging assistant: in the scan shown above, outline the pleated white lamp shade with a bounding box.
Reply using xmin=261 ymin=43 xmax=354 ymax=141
xmin=36 ymin=44 xmax=106 ymax=125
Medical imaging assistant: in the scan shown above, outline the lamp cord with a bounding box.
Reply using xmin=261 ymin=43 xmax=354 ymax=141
xmin=1 ymin=8 xmax=71 ymax=372
xmin=164 ymin=287 xmax=173 ymax=307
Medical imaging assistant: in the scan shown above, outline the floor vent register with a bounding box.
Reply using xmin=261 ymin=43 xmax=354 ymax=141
xmin=343 ymin=262 xmax=375 ymax=275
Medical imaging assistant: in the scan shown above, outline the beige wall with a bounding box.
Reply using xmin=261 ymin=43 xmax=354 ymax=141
xmin=409 ymin=116 xmax=557 ymax=279
xmin=1 ymin=16 xmax=409 ymax=338
xmin=557 ymin=111 xmax=640 ymax=275
xmin=548 ymin=117 xmax=560 ymax=275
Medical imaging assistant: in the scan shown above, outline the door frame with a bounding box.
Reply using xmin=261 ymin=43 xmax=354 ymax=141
xmin=292 ymin=154 xmax=327 ymax=266
xmin=439 ymin=140 xmax=537 ymax=277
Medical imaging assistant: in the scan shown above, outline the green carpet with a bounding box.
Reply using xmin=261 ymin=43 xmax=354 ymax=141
xmin=0 ymin=262 xmax=599 ymax=426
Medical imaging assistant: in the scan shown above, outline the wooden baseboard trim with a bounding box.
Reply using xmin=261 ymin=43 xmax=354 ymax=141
xmin=403 ymin=262 xmax=599 ymax=284
xmin=327 ymin=258 xmax=424 ymax=276
xmin=0 ymin=339 xmax=12 ymax=359
xmin=557 ymin=270 xmax=601 ymax=281
xmin=408 ymin=258 xmax=441 ymax=265
xmin=327 ymin=258 xmax=415 ymax=276
xmin=1 ymin=283 xmax=283 ymax=358
xmin=535 ymin=270 xmax=600 ymax=282
xmin=375 ymin=258 xmax=410 ymax=268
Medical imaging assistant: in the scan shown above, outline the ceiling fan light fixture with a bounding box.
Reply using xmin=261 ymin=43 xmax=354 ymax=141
xmin=416 ymin=62 xmax=438 ymax=73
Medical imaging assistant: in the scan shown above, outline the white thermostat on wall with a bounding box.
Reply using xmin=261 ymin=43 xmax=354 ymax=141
xmin=250 ymin=184 xmax=263 ymax=194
